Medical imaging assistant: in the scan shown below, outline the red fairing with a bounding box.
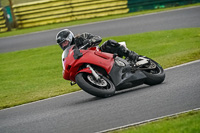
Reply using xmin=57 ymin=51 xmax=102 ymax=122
xmin=62 ymin=46 xmax=114 ymax=82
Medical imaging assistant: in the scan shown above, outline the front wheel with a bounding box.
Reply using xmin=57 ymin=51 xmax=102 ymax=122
xmin=139 ymin=57 xmax=165 ymax=85
xmin=75 ymin=73 xmax=115 ymax=98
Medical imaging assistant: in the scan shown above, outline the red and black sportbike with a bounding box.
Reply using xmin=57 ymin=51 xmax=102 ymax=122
xmin=62 ymin=42 xmax=165 ymax=98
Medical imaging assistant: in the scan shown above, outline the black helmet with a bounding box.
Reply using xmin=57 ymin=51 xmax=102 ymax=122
xmin=56 ymin=29 xmax=74 ymax=50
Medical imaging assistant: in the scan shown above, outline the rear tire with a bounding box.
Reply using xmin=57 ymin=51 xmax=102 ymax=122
xmin=75 ymin=73 xmax=115 ymax=98
xmin=141 ymin=57 xmax=165 ymax=85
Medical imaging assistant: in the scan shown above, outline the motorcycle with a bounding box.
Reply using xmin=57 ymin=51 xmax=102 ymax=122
xmin=62 ymin=42 xmax=165 ymax=98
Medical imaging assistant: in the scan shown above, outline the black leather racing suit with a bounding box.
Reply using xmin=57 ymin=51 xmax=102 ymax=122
xmin=74 ymin=32 xmax=138 ymax=62
xmin=74 ymin=32 xmax=102 ymax=48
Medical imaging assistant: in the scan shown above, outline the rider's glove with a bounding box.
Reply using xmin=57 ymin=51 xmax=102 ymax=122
xmin=128 ymin=51 xmax=139 ymax=63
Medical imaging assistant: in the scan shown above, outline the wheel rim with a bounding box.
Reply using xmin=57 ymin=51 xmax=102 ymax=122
xmin=87 ymin=75 xmax=108 ymax=87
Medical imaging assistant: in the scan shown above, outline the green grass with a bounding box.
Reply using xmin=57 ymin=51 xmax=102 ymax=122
xmin=0 ymin=3 xmax=200 ymax=38
xmin=0 ymin=28 xmax=200 ymax=109
xmin=109 ymin=110 xmax=200 ymax=133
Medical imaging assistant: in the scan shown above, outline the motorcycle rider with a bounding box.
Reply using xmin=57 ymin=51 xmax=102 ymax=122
xmin=56 ymin=29 xmax=138 ymax=62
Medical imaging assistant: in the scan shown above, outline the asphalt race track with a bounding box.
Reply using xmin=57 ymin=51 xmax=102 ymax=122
xmin=0 ymin=6 xmax=200 ymax=53
xmin=0 ymin=60 xmax=200 ymax=133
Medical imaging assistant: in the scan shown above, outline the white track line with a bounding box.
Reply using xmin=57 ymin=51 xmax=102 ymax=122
xmin=165 ymin=59 xmax=200 ymax=71
xmin=0 ymin=90 xmax=83 ymax=111
xmin=98 ymin=107 xmax=200 ymax=133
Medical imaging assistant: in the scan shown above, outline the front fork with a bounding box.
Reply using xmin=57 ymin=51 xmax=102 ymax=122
xmin=86 ymin=64 xmax=101 ymax=80
xmin=70 ymin=64 xmax=101 ymax=86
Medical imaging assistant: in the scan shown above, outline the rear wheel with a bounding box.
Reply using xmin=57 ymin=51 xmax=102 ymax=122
xmin=139 ymin=57 xmax=165 ymax=85
xmin=75 ymin=73 xmax=115 ymax=98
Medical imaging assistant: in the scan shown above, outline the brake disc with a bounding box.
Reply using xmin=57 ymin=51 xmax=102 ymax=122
xmin=87 ymin=75 xmax=108 ymax=87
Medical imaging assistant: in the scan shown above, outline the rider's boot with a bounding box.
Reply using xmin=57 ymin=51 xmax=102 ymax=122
xmin=100 ymin=40 xmax=138 ymax=63
xmin=118 ymin=45 xmax=138 ymax=63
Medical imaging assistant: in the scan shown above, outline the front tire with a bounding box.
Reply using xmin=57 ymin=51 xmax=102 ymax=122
xmin=75 ymin=73 xmax=115 ymax=98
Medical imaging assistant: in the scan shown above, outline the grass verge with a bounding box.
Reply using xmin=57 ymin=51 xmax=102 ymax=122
xmin=0 ymin=28 xmax=200 ymax=109
xmin=109 ymin=109 xmax=200 ymax=133
xmin=0 ymin=3 xmax=199 ymax=38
